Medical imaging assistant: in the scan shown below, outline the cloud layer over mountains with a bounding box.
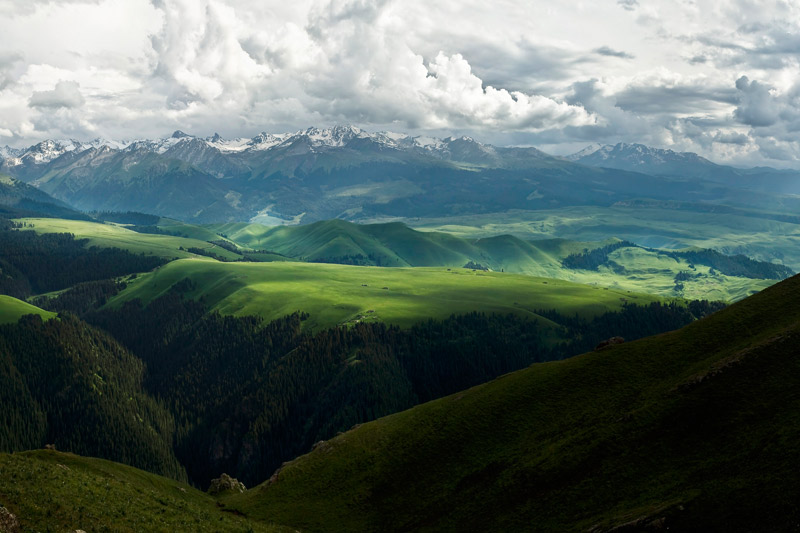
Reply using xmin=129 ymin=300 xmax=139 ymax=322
xmin=1 ymin=0 xmax=800 ymax=167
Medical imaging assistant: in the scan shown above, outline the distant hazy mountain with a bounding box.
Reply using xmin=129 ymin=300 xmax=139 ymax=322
xmin=570 ymin=142 xmax=800 ymax=194
xmin=0 ymin=174 xmax=89 ymax=219
xmin=0 ymin=126 xmax=636 ymax=222
xmin=2 ymin=127 xmax=799 ymax=223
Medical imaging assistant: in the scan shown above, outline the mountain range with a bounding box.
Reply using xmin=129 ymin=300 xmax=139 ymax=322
xmin=3 ymin=126 xmax=799 ymax=223
xmin=569 ymin=142 xmax=800 ymax=194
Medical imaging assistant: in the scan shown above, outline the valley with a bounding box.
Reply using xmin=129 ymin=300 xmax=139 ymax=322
xmin=1 ymin=130 xmax=799 ymax=532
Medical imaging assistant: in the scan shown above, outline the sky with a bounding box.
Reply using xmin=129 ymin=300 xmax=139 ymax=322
xmin=1 ymin=0 xmax=800 ymax=167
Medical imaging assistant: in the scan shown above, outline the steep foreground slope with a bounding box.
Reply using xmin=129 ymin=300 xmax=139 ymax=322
xmin=227 ymin=273 xmax=800 ymax=532
xmin=0 ymin=450 xmax=285 ymax=532
xmin=0 ymin=315 xmax=184 ymax=480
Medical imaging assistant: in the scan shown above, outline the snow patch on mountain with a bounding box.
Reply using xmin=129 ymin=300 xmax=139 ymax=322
xmin=0 ymin=146 xmax=22 ymax=160
xmin=244 ymin=133 xmax=289 ymax=151
xmin=379 ymin=131 xmax=409 ymax=142
xmin=413 ymin=136 xmax=446 ymax=150
xmin=566 ymin=143 xmax=604 ymax=161
xmin=19 ymin=140 xmax=86 ymax=164
xmin=300 ymin=125 xmax=368 ymax=147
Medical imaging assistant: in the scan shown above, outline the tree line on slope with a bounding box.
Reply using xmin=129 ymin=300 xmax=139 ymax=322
xmin=0 ymin=221 xmax=167 ymax=299
xmin=0 ymin=314 xmax=185 ymax=481
xmin=561 ymin=239 xmax=793 ymax=280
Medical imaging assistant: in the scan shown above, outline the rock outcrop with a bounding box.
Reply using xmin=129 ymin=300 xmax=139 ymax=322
xmin=0 ymin=506 xmax=20 ymax=533
xmin=595 ymin=336 xmax=625 ymax=351
xmin=207 ymin=473 xmax=246 ymax=495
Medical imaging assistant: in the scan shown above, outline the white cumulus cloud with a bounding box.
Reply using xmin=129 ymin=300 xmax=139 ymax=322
xmin=29 ymin=80 xmax=85 ymax=109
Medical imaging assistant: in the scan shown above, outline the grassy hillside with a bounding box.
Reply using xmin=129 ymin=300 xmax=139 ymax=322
xmin=205 ymin=219 xmax=782 ymax=301
xmin=207 ymin=219 xmax=610 ymax=276
xmin=227 ymin=273 xmax=800 ymax=532
xmin=6 ymin=216 xmax=781 ymax=302
xmin=14 ymin=217 xmax=241 ymax=261
xmin=0 ymin=450 xmax=287 ymax=533
xmin=106 ymin=259 xmax=661 ymax=331
xmin=208 ymin=219 xmax=485 ymax=266
xmin=564 ymin=245 xmax=777 ymax=301
xmin=153 ymin=217 xmax=240 ymax=243
xmin=411 ymin=205 xmax=800 ymax=269
xmin=0 ymin=295 xmax=55 ymax=324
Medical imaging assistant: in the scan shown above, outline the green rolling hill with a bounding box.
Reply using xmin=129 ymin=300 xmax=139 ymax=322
xmin=106 ymin=258 xmax=659 ymax=331
xmin=15 ymin=217 xmax=242 ymax=261
xmin=209 ymin=219 xmax=490 ymax=267
xmin=206 ymin=219 xmax=603 ymax=275
xmin=413 ymin=204 xmax=800 ymax=270
xmin=5 ymin=215 xmax=785 ymax=303
xmin=0 ymin=295 xmax=56 ymax=324
xmin=224 ymin=273 xmax=800 ymax=532
xmin=206 ymin=218 xmax=786 ymax=301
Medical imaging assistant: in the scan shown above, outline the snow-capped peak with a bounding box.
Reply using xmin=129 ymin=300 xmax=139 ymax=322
xmin=123 ymin=132 xmax=199 ymax=154
xmin=18 ymin=139 xmax=88 ymax=164
xmin=246 ymin=132 xmax=291 ymax=151
xmin=85 ymin=138 xmax=132 ymax=150
xmin=4 ymin=126 xmax=510 ymax=161
xmin=298 ymin=125 xmax=368 ymax=147
xmin=0 ymin=146 xmax=22 ymax=160
xmin=444 ymin=135 xmax=478 ymax=143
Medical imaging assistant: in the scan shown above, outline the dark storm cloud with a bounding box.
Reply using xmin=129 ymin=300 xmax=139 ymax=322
xmin=615 ymin=84 xmax=737 ymax=114
xmin=692 ymin=27 xmax=800 ymax=70
xmin=432 ymin=38 xmax=587 ymax=94
xmin=733 ymin=76 xmax=780 ymax=127
xmin=713 ymin=131 xmax=750 ymax=145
